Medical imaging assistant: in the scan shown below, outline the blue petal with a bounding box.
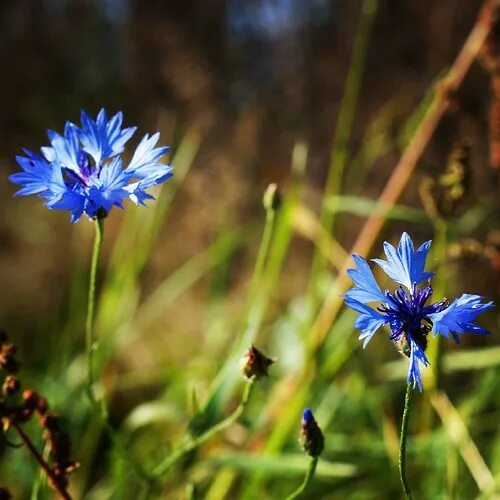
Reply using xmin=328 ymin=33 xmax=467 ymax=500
xmin=373 ymin=232 xmax=434 ymax=290
xmin=42 ymin=123 xmax=81 ymax=174
xmin=407 ymin=337 xmax=429 ymax=392
xmin=344 ymin=297 xmax=387 ymax=348
xmin=124 ymin=182 xmax=156 ymax=205
xmin=125 ymin=133 xmax=170 ymax=178
xmin=86 ymin=158 xmax=130 ymax=215
xmin=80 ymin=109 xmax=137 ymax=165
xmin=344 ymin=254 xmax=386 ymax=304
xmin=429 ymin=294 xmax=494 ymax=343
xmin=46 ymin=188 xmax=86 ymax=223
xmin=302 ymin=408 xmax=315 ymax=424
xmin=10 ymin=153 xmax=53 ymax=197
xmin=92 ymin=157 xmax=129 ymax=191
xmin=10 ymin=151 xmax=69 ymax=202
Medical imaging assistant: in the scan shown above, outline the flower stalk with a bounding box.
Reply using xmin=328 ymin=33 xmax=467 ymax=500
xmin=286 ymin=456 xmax=319 ymax=500
xmin=286 ymin=408 xmax=323 ymax=499
xmin=399 ymin=381 xmax=414 ymax=499
xmin=85 ymin=217 xmax=104 ymax=411
xmin=152 ymin=379 xmax=255 ymax=479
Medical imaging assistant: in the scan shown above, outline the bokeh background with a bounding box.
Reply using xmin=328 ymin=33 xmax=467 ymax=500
xmin=0 ymin=1 xmax=499 ymax=498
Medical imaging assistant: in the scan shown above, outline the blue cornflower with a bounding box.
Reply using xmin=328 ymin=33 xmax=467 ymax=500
xmin=9 ymin=109 xmax=173 ymax=223
xmin=344 ymin=232 xmax=494 ymax=391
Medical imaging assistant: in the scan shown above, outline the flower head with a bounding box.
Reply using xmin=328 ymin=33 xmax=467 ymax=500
xmin=344 ymin=232 xmax=494 ymax=391
xmin=240 ymin=344 xmax=275 ymax=380
xmin=299 ymin=408 xmax=324 ymax=457
xmin=10 ymin=109 xmax=173 ymax=223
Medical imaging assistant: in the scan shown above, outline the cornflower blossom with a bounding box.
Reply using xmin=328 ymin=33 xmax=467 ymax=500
xmin=344 ymin=233 xmax=494 ymax=391
xmin=9 ymin=109 xmax=172 ymax=223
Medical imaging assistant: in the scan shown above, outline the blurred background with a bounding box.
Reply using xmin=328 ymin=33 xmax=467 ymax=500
xmin=0 ymin=0 xmax=499 ymax=498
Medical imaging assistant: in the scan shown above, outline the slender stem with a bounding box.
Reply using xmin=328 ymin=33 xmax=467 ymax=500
xmin=286 ymin=456 xmax=319 ymax=500
xmin=13 ymin=422 xmax=72 ymax=500
xmin=83 ymin=218 xmax=153 ymax=483
xmin=201 ymin=193 xmax=279 ymax=417
xmin=85 ymin=218 xmax=104 ymax=405
xmin=152 ymin=379 xmax=255 ymax=479
xmin=399 ymin=381 xmax=414 ymax=499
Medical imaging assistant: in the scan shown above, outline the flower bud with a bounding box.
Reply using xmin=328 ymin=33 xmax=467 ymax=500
xmin=240 ymin=345 xmax=275 ymax=380
xmin=299 ymin=408 xmax=324 ymax=457
xmin=263 ymin=183 xmax=282 ymax=211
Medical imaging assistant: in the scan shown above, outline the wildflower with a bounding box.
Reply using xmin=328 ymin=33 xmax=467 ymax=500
xmin=9 ymin=109 xmax=172 ymax=223
xmin=240 ymin=345 xmax=275 ymax=380
xmin=299 ymin=408 xmax=324 ymax=457
xmin=344 ymin=232 xmax=494 ymax=391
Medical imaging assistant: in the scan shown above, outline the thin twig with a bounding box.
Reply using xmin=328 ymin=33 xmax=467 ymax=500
xmin=13 ymin=422 xmax=71 ymax=500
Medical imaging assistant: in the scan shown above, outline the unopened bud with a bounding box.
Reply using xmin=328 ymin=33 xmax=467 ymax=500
xmin=263 ymin=183 xmax=282 ymax=211
xmin=240 ymin=345 xmax=275 ymax=380
xmin=300 ymin=408 xmax=324 ymax=457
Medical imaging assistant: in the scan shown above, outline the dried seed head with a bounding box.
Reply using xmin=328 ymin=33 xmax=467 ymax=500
xmin=22 ymin=390 xmax=39 ymax=411
xmin=36 ymin=396 xmax=49 ymax=415
xmin=2 ymin=375 xmax=20 ymax=396
xmin=240 ymin=345 xmax=275 ymax=381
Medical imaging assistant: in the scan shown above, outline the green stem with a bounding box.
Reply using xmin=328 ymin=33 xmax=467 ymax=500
xmin=247 ymin=208 xmax=276 ymax=306
xmin=83 ymin=218 xmax=153 ymax=484
xmin=399 ymin=381 xmax=414 ymax=499
xmin=201 ymin=193 xmax=280 ymax=420
xmin=286 ymin=456 xmax=319 ymax=500
xmin=152 ymin=379 xmax=255 ymax=479
xmin=85 ymin=218 xmax=104 ymax=406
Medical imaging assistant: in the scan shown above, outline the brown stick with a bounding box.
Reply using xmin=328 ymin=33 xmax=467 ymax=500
xmin=308 ymin=1 xmax=493 ymax=350
xmin=12 ymin=422 xmax=72 ymax=500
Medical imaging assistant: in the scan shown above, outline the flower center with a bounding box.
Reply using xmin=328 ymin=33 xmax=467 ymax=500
xmin=62 ymin=151 xmax=96 ymax=188
xmin=377 ymin=283 xmax=447 ymax=357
